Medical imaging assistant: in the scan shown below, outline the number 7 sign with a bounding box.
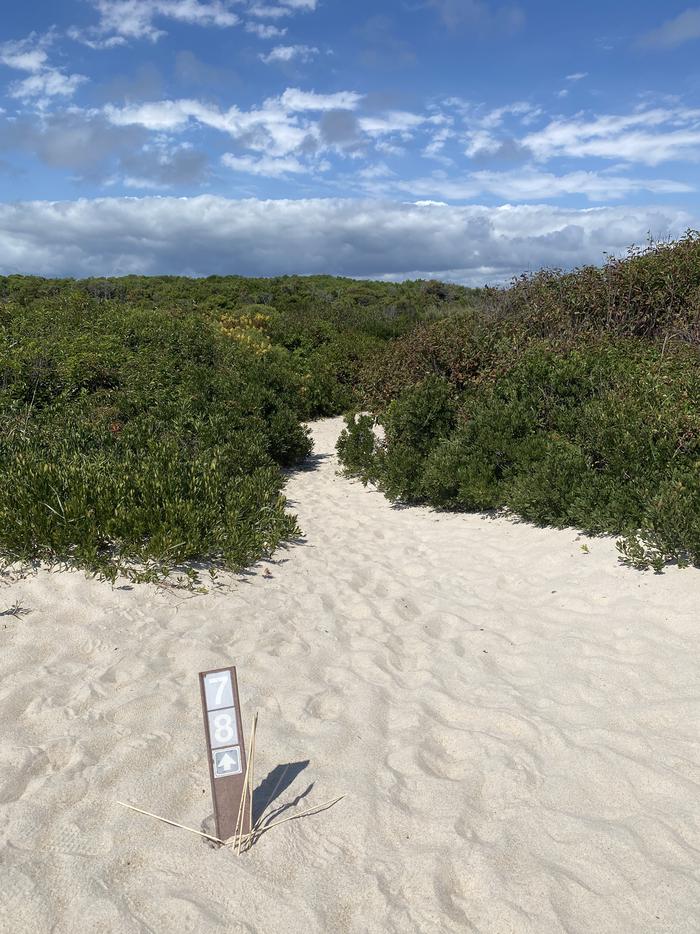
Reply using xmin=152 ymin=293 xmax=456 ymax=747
xmin=199 ymin=666 xmax=250 ymax=841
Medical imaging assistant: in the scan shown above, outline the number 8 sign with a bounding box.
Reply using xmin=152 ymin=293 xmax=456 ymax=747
xmin=208 ymin=708 xmax=239 ymax=749
xmin=199 ymin=666 xmax=249 ymax=840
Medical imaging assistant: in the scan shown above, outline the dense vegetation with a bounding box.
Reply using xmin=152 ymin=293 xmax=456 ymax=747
xmin=338 ymin=234 xmax=700 ymax=571
xmin=2 ymin=233 xmax=698 ymax=583
xmin=0 ymin=274 xmax=478 ymax=582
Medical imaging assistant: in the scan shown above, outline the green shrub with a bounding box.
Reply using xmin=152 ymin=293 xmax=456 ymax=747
xmin=617 ymin=472 xmax=700 ymax=571
xmin=358 ymin=311 xmax=507 ymax=407
xmin=0 ymin=296 xmax=310 ymax=583
xmin=340 ymin=340 xmax=700 ymax=569
xmin=378 ymin=376 xmax=458 ymax=501
xmin=357 ymin=233 xmax=700 ymax=411
xmin=498 ymin=230 xmax=700 ymax=343
xmin=336 ymin=413 xmax=378 ymax=484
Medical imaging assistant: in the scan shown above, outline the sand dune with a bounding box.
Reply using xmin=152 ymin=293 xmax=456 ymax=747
xmin=1 ymin=416 xmax=700 ymax=933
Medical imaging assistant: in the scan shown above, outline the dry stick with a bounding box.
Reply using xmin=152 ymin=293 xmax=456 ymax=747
xmin=246 ymin=712 xmax=258 ymax=840
xmin=232 ymin=713 xmax=258 ymax=853
xmin=240 ymin=713 xmax=258 ymax=853
xmin=116 ymin=793 xmax=344 ymax=850
xmin=231 ymin=740 xmax=250 ymax=846
xmin=116 ymin=801 xmax=223 ymax=845
xmin=244 ymin=713 xmax=259 ymax=850
xmin=119 ymin=712 xmax=343 ymax=853
xmin=235 ymin=756 xmax=250 ymax=854
xmin=254 ymin=795 xmax=345 ymax=835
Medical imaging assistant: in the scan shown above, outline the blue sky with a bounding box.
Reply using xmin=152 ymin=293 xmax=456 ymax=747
xmin=0 ymin=0 xmax=699 ymax=281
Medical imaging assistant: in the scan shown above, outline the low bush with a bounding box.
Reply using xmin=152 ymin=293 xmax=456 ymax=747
xmin=0 ymin=295 xmax=310 ymax=582
xmin=339 ymin=341 xmax=700 ymax=570
xmin=336 ymin=413 xmax=377 ymax=484
xmin=358 ymin=233 xmax=700 ymax=409
xmin=499 ymin=230 xmax=700 ymax=343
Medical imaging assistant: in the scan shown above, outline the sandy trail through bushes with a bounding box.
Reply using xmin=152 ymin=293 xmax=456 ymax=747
xmin=1 ymin=417 xmax=700 ymax=933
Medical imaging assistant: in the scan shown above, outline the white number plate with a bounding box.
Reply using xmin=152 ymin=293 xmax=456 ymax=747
xmin=203 ymin=671 xmax=234 ymax=711
xmin=208 ymin=707 xmax=239 ymax=749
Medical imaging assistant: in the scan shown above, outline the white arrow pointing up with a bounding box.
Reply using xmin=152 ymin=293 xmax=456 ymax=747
xmin=219 ymin=753 xmax=235 ymax=771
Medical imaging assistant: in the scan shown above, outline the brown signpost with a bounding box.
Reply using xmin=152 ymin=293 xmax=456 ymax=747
xmin=199 ymin=666 xmax=250 ymax=841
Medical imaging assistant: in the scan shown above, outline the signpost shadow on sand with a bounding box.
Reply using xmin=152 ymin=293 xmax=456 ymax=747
xmin=120 ymin=668 xmax=342 ymax=851
xmin=200 ymin=760 xmax=313 ymax=845
xmin=252 ymin=761 xmax=312 ymax=825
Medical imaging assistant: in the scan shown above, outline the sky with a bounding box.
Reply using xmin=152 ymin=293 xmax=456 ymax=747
xmin=0 ymin=1 xmax=699 ymax=283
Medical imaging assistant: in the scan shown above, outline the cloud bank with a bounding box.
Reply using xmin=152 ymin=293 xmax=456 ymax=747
xmin=0 ymin=196 xmax=692 ymax=284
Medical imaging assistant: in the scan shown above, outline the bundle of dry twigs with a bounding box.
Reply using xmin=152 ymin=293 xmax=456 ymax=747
xmin=117 ymin=713 xmax=343 ymax=852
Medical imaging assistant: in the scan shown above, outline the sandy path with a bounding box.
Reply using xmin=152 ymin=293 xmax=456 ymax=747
xmin=1 ymin=416 xmax=700 ymax=934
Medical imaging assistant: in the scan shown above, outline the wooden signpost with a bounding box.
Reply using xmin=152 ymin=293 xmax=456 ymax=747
xmin=199 ymin=666 xmax=250 ymax=841
xmin=117 ymin=666 xmax=341 ymax=851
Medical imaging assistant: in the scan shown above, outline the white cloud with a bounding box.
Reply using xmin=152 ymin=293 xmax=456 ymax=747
xmin=464 ymin=129 xmax=502 ymax=157
xmin=0 ymin=195 xmax=691 ymax=284
xmin=279 ymin=88 xmax=362 ymax=111
xmin=119 ymin=175 xmax=169 ymax=190
xmin=386 ymin=167 xmax=694 ymax=202
xmin=478 ymin=101 xmax=538 ymax=129
xmin=221 ymin=152 xmax=308 ymax=175
xmin=247 ymin=2 xmax=313 ymax=17
xmin=105 ymin=99 xmax=207 ymax=131
xmin=456 ymin=101 xmax=541 ymax=156
xmin=10 ymin=71 xmax=88 ymax=103
xmin=452 ymin=99 xmax=700 ymax=168
xmin=359 ymin=111 xmax=425 ymax=136
xmin=104 ymin=97 xmax=306 ymax=154
xmin=248 ymin=5 xmax=293 ymax=17
xmin=357 ymin=162 xmax=395 ymax=179
xmin=375 ymin=140 xmax=406 ymax=156
xmin=248 ymin=0 xmax=316 ymax=15
xmin=259 ymin=44 xmax=319 ymax=64
xmin=639 ymin=8 xmax=700 ymax=50
xmin=523 ymin=108 xmax=700 ymax=165
xmin=0 ymin=32 xmax=87 ymax=104
xmin=0 ymin=34 xmax=51 ymax=72
xmin=422 ymin=124 xmax=454 ymax=161
xmin=80 ymin=0 xmax=240 ymax=44
xmin=66 ymin=28 xmax=127 ymax=50
xmin=565 ymin=72 xmax=588 ymax=81
xmin=105 ymin=91 xmax=362 ymax=133
xmin=103 ymin=89 xmax=364 ymax=165
xmin=245 ymin=21 xmax=287 ymax=38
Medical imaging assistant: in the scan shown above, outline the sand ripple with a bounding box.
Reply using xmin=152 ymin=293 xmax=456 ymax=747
xmin=1 ymin=417 xmax=699 ymax=933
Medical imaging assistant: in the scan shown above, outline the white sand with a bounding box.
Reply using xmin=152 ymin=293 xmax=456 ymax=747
xmin=1 ymin=416 xmax=700 ymax=934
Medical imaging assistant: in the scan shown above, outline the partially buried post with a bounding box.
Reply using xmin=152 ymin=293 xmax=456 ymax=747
xmin=199 ymin=666 xmax=250 ymax=841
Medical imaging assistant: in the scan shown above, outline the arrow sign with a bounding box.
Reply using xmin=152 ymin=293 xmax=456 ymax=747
xmin=199 ymin=667 xmax=249 ymax=840
xmin=213 ymin=747 xmax=242 ymax=777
